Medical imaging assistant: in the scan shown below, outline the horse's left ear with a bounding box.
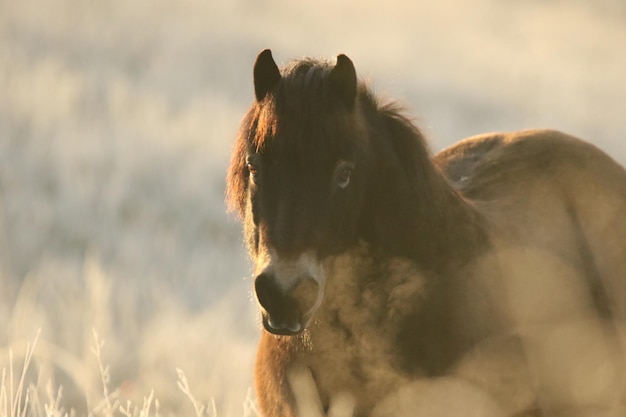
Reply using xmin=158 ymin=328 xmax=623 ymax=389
xmin=329 ymin=54 xmax=357 ymax=108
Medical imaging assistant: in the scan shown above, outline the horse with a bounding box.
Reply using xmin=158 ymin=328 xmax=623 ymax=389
xmin=226 ymin=49 xmax=626 ymax=417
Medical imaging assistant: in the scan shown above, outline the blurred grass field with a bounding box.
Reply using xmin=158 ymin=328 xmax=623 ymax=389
xmin=1 ymin=0 xmax=625 ymax=415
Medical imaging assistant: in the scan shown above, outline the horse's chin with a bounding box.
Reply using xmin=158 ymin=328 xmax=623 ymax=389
xmin=261 ymin=312 xmax=307 ymax=336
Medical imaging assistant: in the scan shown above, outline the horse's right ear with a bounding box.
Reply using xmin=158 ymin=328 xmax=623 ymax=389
xmin=254 ymin=49 xmax=281 ymax=101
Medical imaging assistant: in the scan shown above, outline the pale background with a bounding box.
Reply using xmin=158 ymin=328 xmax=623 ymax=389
xmin=1 ymin=0 xmax=625 ymax=415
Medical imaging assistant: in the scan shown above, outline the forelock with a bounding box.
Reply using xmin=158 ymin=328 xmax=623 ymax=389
xmin=251 ymin=58 xmax=350 ymax=158
xmin=279 ymin=58 xmax=334 ymax=111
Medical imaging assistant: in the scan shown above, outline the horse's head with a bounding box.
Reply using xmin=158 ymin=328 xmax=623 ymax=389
xmin=227 ymin=50 xmax=372 ymax=335
xmin=227 ymin=50 xmax=437 ymax=335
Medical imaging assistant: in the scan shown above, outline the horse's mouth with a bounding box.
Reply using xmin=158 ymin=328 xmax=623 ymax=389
xmin=262 ymin=312 xmax=306 ymax=336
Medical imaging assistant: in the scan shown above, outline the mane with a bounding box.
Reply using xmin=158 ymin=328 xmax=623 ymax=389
xmin=354 ymin=100 xmax=484 ymax=267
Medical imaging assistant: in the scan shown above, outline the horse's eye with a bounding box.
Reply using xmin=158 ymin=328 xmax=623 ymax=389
xmin=246 ymin=155 xmax=261 ymax=180
xmin=334 ymin=160 xmax=355 ymax=189
xmin=337 ymin=168 xmax=351 ymax=188
xmin=247 ymin=163 xmax=257 ymax=176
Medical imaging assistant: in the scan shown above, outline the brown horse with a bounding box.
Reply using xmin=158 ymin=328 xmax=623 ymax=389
xmin=226 ymin=49 xmax=626 ymax=417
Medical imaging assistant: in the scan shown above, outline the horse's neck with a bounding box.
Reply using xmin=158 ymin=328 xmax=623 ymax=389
xmin=419 ymin=179 xmax=488 ymax=269
xmin=387 ymin=172 xmax=488 ymax=272
xmin=302 ymin=247 xmax=427 ymax=409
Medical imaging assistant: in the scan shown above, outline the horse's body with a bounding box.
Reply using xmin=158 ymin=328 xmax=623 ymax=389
xmin=227 ymin=50 xmax=626 ymax=417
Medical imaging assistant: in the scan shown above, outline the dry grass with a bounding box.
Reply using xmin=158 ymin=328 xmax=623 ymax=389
xmin=1 ymin=329 xmax=259 ymax=417
xmin=0 ymin=257 xmax=257 ymax=416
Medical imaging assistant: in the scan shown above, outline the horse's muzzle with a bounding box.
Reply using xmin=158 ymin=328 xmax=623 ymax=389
xmin=255 ymin=271 xmax=321 ymax=336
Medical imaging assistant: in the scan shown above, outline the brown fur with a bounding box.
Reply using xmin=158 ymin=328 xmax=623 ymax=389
xmin=227 ymin=51 xmax=626 ymax=417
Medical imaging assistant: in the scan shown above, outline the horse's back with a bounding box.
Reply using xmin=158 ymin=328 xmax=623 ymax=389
xmin=435 ymin=129 xmax=626 ymax=201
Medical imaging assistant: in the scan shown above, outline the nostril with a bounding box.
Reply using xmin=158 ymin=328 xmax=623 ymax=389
xmin=254 ymin=272 xmax=282 ymax=312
